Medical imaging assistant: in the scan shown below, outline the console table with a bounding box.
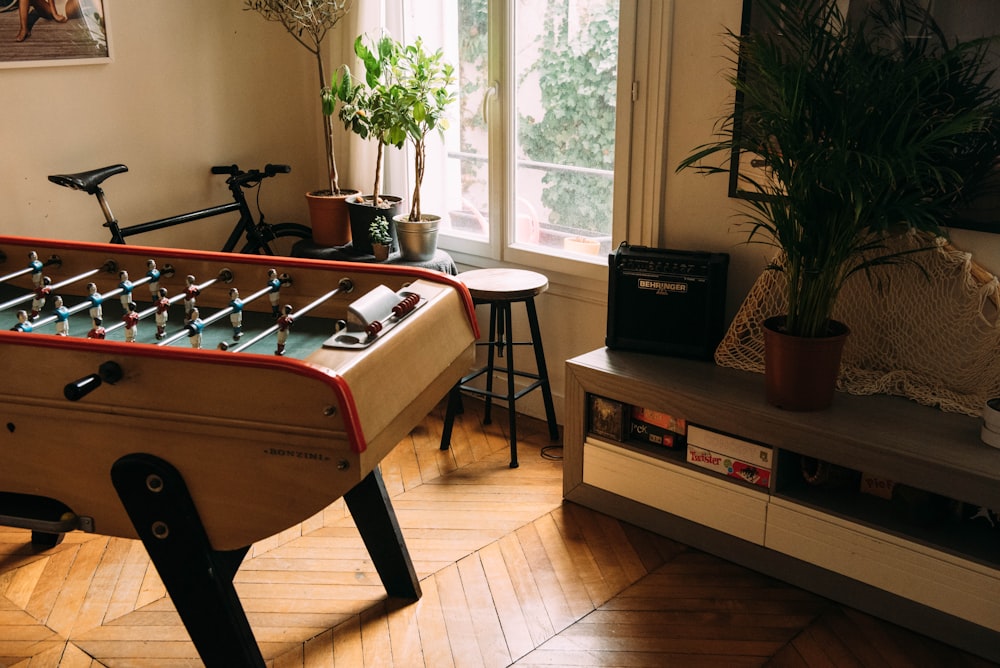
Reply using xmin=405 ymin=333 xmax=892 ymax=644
xmin=564 ymin=348 xmax=1000 ymax=663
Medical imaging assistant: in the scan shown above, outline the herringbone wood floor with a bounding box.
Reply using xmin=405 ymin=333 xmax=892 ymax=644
xmin=0 ymin=399 xmax=995 ymax=667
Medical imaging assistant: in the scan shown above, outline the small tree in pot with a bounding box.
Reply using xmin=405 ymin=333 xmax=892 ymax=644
xmin=331 ymin=34 xmax=409 ymax=252
xmin=245 ymin=0 xmax=356 ymax=246
xmin=678 ymin=0 xmax=1000 ymax=409
xmin=393 ymin=37 xmax=456 ymax=261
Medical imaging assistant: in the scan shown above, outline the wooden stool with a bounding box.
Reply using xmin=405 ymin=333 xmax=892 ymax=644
xmin=440 ymin=268 xmax=560 ymax=467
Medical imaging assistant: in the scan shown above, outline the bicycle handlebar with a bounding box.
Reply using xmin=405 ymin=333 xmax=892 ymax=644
xmin=210 ymin=163 xmax=292 ymax=187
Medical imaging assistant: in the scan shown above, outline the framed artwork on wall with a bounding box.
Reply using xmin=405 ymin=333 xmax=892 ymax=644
xmin=0 ymin=0 xmax=110 ymax=69
xmin=731 ymin=0 xmax=1000 ymax=233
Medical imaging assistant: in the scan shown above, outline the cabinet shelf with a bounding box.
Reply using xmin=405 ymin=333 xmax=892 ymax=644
xmin=564 ymin=348 xmax=1000 ymax=663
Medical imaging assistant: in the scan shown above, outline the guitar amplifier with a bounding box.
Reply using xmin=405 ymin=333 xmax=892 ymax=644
xmin=606 ymin=243 xmax=729 ymax=359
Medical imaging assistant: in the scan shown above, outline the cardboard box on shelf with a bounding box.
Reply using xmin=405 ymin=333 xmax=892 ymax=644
xmin=686 ymin=445 xmax=772 ymax=489
xmin=687 ymin=425 xmax=772 ymax=469
xmin=629 ymin=406 xmax=686 ymax=448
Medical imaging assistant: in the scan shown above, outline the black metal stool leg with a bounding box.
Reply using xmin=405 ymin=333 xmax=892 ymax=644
xmin=525 ymin=297 xmax=560 ymax=441
xmin=502 ymin=302 xmax=519 ymax=468
xmin=482 ymin=302 xmax=499 ymax=426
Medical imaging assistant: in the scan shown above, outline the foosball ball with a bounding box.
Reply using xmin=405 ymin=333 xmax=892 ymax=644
xmin=0 ymin=235 xmax=478 ymax=666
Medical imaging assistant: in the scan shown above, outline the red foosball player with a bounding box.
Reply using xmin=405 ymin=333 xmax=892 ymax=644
xmin=11 ymin=310 xmax=32 ymax=333
xmin=183 ymin=275 xmax=200 ymax=324
xmin=88 ymin=317 xmax=106 ymax=340
xmin=123 ymin=301 xmax=140 ymax=342
xmin=154 ymin=287 xmax=170 ymax=340
xmin=30 ymin=276 xmax=52 ymax=319
xmin=275 ymin=304 xmax=294 ymax=356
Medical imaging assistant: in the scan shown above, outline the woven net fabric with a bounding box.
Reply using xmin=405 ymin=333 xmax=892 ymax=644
xmin=714 ymin=232 xmax=1000 ymax=417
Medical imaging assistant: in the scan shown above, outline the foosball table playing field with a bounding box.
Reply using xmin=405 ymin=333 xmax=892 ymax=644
xmin=0 ymin=235 xmax=478 ymax=666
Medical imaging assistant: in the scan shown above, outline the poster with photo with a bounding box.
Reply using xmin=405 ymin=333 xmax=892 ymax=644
xmin=0 ymin=0 xmax=109 ymax=68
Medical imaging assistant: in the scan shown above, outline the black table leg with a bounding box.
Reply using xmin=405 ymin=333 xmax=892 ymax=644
xmin=344 ymin=468 xmax=422 ymax=600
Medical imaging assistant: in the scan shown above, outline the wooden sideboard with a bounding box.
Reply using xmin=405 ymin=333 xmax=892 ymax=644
xmin=563 ymin=348 xmax=1000 ymax=663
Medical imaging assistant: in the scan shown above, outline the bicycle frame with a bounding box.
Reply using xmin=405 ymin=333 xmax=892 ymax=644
xmin=103 ymin=180 xmax=255 ymax=252
xmin=50 ymin=163 xmax=309 ymax=256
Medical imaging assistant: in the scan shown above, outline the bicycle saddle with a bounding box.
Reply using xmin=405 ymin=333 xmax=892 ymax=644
xmin=48 ymin=164 xmax=128 ymax=194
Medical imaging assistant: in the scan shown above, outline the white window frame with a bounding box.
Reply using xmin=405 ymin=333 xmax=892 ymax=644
xmin=384 ymin=0 xmax=671 ymax=289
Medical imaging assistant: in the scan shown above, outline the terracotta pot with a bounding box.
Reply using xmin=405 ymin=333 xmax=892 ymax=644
xmin=762 ymin=316 xmax=850 ymax=411
xmin=372 ymin=244 xmax=390 ymax=261
xmin=346 ymin=194 xmax=403 ymax=255
xmin=306 ymin=190 xmax=357 ymax=247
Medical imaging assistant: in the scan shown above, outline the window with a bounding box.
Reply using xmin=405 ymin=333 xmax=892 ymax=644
xmin=386 ymin=0 xmax=632 ymax=275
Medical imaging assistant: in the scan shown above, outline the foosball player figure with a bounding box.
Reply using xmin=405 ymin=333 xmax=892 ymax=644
xmin=267 ymin=268 xmax=282 ymax=317
xmin=87 ymin=317 xmax=106 ymax=340
xmin=154 ymin=287 xmax=170 ymax=340
xmin=28 ymin=251 xmax=44 ymax=288
xmin=53 ymin=296 xmax=69 ymax=336
xmin=146 ymin=259 xmax=161 ymax=298
xmin=183 ymin=275 xmax=200 ymax=324
xmin=118 ymin=270 xmax=134 ymax=310
xmin=275 ymin=304 xmax=294 ymax=356
xmin=30 ymin=276 xmax=52 ymax=319
xmin=123 ymin=301 xmax=140 ymax=342
xmin=187 ymin=307 xmax=205 ymax=349
xmin=229 ymin=287 xmax=244 ymax=340
xmin=11 ymin=310 xmax=32 ymax=333
xmin=86 ymin=282 xmax=103 ymax=320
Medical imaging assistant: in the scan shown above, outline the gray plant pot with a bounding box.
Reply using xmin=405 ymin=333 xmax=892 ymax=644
xmin=394 ymin=214 xmax=440 ymax=262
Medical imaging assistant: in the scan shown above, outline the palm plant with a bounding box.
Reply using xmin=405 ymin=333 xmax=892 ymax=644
xmin=245 ymin=0 xmax=353 ymax=196
xmin=678 ymin=0 xmax=1000 ymax=338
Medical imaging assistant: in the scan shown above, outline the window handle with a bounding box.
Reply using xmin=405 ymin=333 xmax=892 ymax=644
xmin=482 ymin=82 xmax=498 ymax=125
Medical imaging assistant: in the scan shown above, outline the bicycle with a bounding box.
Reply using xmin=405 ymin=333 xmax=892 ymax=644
xmin=47 ymin=163 xmax=312 ymax=256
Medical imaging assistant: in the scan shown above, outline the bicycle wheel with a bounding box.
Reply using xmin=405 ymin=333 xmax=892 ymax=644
xmin=243 ymin=223 xmax=312 ymax=257
xmin=0 ymin=0 xmax=18 ymax=12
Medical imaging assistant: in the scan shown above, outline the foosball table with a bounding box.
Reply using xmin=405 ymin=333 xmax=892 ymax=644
xmin=0 ymin=235 xmax=478 ymax=666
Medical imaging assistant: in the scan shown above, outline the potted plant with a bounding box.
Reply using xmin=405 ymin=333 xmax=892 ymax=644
xmin=678 ymin=0 xmax=1000 ymax=410
xmin=245 ymin=0 xmax=357 ymax=247
xmin=393 ymin=36 xmax=457 ymax=261
xmin=369 ymin=215 xmax=393 ymax=261
xmin=332 ymin=33 xmax=409 ymax=254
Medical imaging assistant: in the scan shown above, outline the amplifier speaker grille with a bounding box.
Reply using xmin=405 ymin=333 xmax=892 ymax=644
xmin=606 ymin=244 xmax=729 ymax=359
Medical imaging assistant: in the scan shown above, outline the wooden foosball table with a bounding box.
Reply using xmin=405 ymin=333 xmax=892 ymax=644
xmin=0 ymin=235 xmax=478 ymax=666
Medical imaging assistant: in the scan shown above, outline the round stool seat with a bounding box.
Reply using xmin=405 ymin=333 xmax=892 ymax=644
xmin=459 ymin=268 xmax=548 ymax=301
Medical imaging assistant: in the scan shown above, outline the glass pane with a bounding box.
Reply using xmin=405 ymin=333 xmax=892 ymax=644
xmin=515 ymin=0 xmax=619 ymax=257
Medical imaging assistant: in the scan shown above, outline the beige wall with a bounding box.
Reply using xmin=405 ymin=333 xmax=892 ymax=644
xmin=3 ymin=0 xmax=997 ymax=425
xmin=1 ymin=0 xmax=343 ymax=249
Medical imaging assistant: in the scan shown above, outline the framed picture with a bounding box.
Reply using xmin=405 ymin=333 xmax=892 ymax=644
xmin=732 ymin=0 xmax=1000 ymax=232
xmin=0 ymin=0 xmax=110 ymax=69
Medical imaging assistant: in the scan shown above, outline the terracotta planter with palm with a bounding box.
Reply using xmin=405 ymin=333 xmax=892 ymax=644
xmin=679 ymin=0 xmax=1000 ymax=409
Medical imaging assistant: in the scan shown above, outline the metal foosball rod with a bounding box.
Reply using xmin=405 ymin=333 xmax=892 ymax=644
xmin=156 ymin=281 xmax=276 ymax=347
xmin=226 ymin=279 xmax=353 ymax=354
xmin=0 ymin=251 xmax=61 ymax=287
xmin=0 ymin=261 xmax=113 ymax=315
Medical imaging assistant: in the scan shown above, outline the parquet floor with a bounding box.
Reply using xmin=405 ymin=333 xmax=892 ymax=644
xmin=0 ymin=399 xmax=995 ymax=667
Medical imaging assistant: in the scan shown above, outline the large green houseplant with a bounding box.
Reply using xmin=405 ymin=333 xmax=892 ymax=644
xmin=393 ymin=37 xmax=457 ymax=261
xmin=678 ymin=0 xmax=1000 ymax=409
xmin=245 ymin=0 xmax=357 ymax=246
xmin=331 ymin=34 xmax=409 ymax=253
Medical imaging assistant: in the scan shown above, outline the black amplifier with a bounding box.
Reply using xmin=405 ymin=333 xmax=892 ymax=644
xmin=606 ymin=243 xmax=729 ymax=359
